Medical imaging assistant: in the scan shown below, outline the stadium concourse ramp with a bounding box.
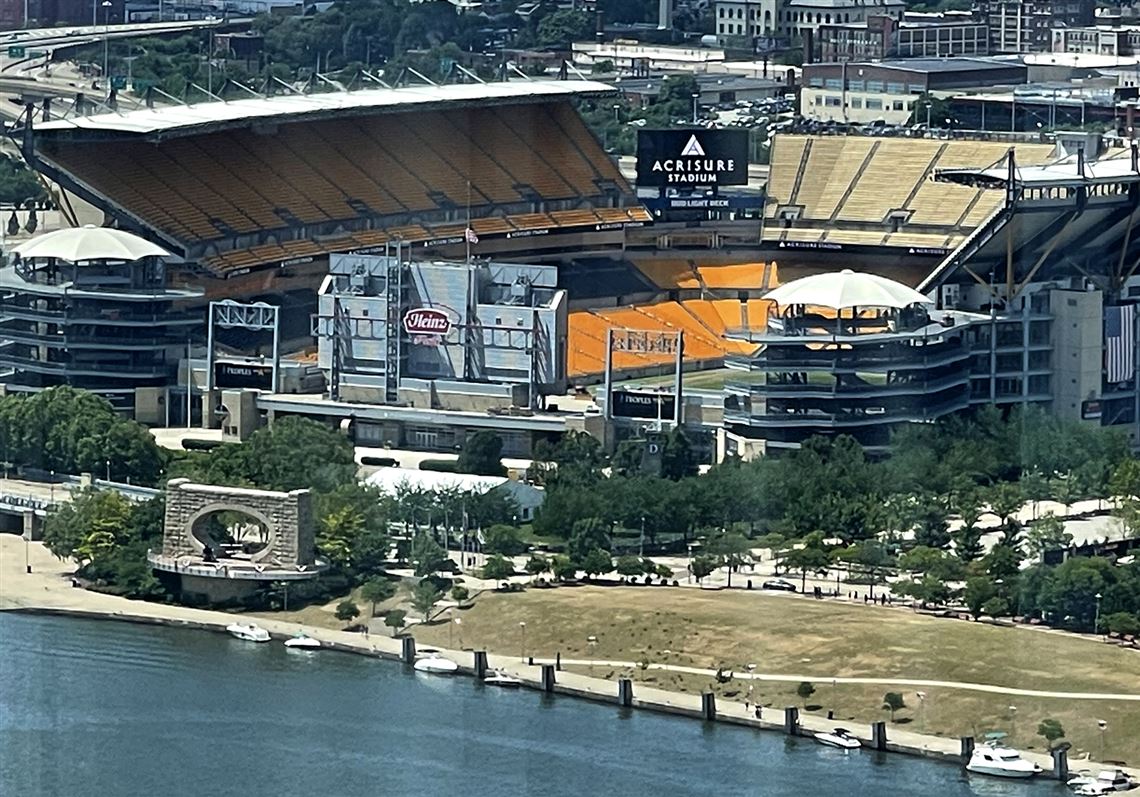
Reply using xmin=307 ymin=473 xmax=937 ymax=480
xmin=24 ymin=80 xmax=649 ymax=281
xmin=764 ymin=135 xmax=1056 ymax=254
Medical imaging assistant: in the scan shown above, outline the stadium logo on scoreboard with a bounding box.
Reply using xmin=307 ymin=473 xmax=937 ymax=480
xmin=403 ymin=308 xmax=453 ymax=343
xmin=636 ymin=129 xmax=748 ymax=187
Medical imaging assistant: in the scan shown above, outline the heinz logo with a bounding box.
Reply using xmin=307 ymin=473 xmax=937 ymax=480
xmin=403 ymin=307 xmax=451 ymax=335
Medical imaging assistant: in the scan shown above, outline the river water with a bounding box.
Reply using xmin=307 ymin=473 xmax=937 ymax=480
xmin=0 ymin=613 xmax=1065 ymax=796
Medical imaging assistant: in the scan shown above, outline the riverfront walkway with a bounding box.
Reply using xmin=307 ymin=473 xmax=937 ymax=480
xmin=1 ymin=533 xmax=1136 ymax=781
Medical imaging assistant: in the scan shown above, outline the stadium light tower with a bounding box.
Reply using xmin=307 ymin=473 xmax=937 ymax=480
xmin=691 ymin=92 xmax=699 ymax=124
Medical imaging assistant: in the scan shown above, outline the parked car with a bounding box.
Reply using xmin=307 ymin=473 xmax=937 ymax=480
xmin=762 ymin=578 xmax=797 ymax=592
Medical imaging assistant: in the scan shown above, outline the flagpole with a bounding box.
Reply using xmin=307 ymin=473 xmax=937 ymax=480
xmin=465 ymin=179 xmax=472 ymax=264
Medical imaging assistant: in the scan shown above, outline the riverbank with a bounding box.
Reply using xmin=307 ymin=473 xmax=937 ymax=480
xmin=0 ymin=534 xmax=1132 ymax=782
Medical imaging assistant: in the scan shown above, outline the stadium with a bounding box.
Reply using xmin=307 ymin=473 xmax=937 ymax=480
xmin=7 ymin=71 xmax=1140 ymax=461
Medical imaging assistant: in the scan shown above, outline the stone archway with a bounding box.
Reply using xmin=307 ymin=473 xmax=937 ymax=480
xmin=160 ymin=479 xmax=315 ymax=568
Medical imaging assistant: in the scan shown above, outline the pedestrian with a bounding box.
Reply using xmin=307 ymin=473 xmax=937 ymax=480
xmin=755 ymin=706 xmax=762 ymax=719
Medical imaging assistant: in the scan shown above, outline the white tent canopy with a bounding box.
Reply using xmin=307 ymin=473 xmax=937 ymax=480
xmin=764 ymin=269 xmax=932 ymax=310
xmin=12 ymin=225 xmax=171 ymax=263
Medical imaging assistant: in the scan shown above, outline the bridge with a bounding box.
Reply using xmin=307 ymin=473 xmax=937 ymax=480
xmin=0 ymin=474 xmax=159 ymax=538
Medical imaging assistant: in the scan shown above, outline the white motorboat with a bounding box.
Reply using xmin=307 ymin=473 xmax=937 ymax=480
xmin=1069 ymin=770 xmax=1137 ymax=794
xmin=284 ymin=633 xmax=321 ymax=650
xmin=483 ymin=669 xmax=523 ymax=688
xmin=414 ymin=647 xmax=442 ymax=660
xmin=226 ymin=622 xmax=270 ymax=643
xmin=966 ymin=743 xmax=1042 ymax=779
xmin=413 ymin=653 xmax=459 ymax=674
xmin=814 ymin=728 xmax=861 ymax=750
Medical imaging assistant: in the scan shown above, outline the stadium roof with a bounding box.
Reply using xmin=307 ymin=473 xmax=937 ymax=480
xmin=937 ymin=151 xmax=1140 ymax=189
xmin=766 ymin=269 xmax=932 ymax=310
xmin=33 ymin=79 xmax=616 ymax=139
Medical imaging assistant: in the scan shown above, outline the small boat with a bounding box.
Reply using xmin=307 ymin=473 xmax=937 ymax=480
xmin=1069 ymin=770 xmax=1137 ymax=794
xmin=966 ymin=742 xmax=1042 ymax=779
xmin=284 ymin=633 xmax=321 ymax=650
xmin=413 ymin=653 xmax=459 ymax=674
xmin=226 ymin=622 xmax=270 ymax=643
xmin=414 ymin=647 xmax=442 ymax=660
xmin=483 ymin=669 xmax=522 ymax=687
xmin=814 ymin=728 xmax=861 ymax=750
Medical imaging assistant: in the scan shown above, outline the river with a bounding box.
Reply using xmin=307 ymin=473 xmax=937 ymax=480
xmin=0 ymin=613 xmax=1065 ymax=796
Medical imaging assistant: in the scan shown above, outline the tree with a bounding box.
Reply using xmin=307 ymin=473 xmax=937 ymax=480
xmin=244 ymin=415 xmax=356 ymax=493
xmin=481 ymin=554 xmax=516 ymax=582
xmin=525 ymin=554 xmax=550 ymax=578
xmin=568 ymin=517 xmax=611 ymax=563
xmin=411 ymin=581 xmax=442 ymax=620
xmin=43 ymin=488 xmax=133 ymax=565
xmin=690 ymin=554 xmax=718 ymax=583
xmin=907 ymin=92 xmax=953 ymax=128
xmin=882 ymin=691 xmax=906 ymax=722
xmin=661 ymin=427 xmax=699 ymax=480
xmin=837 ymin=540 xmax=894 ymax=598
xmin=456 ymin=431 xmax=506 ymax=476
xmin=313 ymin=483 xmax=391 ymax=578
xmin=410 ymin=531 xmax=448 ymax=577
xmin=897 ymin=546 xmax=964 ymax=582
xmin=535 ymin=9 xmax=593 ymax=47
xmin=655 ymin=563 xmax=674 ymax=580
xmin=1037 ymin=718 xmax=1065 ymax=749
xmin=483 ymin=524 xmax=527 ymax=556
xmin=1104 ymin=612 xmax=1140 ymax=635
xmin=450 ymin=585 xmax=469 ymax=604
xmin=796 ymin=681 xmax=816 ymax=707
xmin=981 ymin=596 xmax=1010 ymax=618
xmin=1025 ymin=513 xmax=1073 ymax=558
xmin=581 ymin=548 xmax=613 ymax=580
xmin=360 ymin=578 xmax=396 ymax=617
xmin=895 ymin=574 xmax=951 ymax=608
xmin=913 ymin=496 xmax=951 ymax=550
xmin=384 ymin=609 xmax=407 ymax=636
xmin=784 ymin=545 xmax=832 ymax=592
xmin=551 ymin=554 xmax=577 ymax=581
xmin=963 ymin=576 xmax=999 ymax=618
xmin=335 ymin=600 xmax=360 ymax=625
xmin=615 ymin=554 xmax=645 ymax=579
xmin=705 ymin=531 xmax=753 ymax=588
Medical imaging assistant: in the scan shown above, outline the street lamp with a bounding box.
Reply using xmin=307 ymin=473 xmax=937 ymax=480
xmin=1008 ymin=705 xmax=1017 ymax=741
xmin=612 ymin=103 xmax=620 ymax=123
xmin=916 ymin=691 xmax=927 ymax=733
xmin=691 ymin=92 xmax=700 ymax=124
xmin=205 ymin=16 xmax=217 ymax=95
xmin=587 ymin=634 xmax=598 ymax=676
xmin=24 ymin=532 xmax=30 ymax=574
xmin=639 ymin=516 xmax=645 ymax=558
xmin=49 ymin=469 xmax=55 ymax=503
xmin=101 ymin=0 xmax=112 ymax=96
xmin=687 ymin=542 xmax=695 ymax=583
xmin=105 ymin=459 xmax=111 ymax=482
xmin=1094 ymin=592 xmax=1103 ymax=637
xmin=1097 ymin=719 xmax=1107 ymax=760
xmin=519 ymin=621 xmax=527 ymax=662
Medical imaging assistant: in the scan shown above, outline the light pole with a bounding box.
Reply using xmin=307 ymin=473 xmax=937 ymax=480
xmin=101 ymin=0 xmax=111 ymax=95
xmin=1094 ymin=592 xmax=1103 ymax=637
xmin=639 ymin=515 xmax=645 ymax=558
xmin=687 ymin=542 xmax=695 ymax=583
xmin=587 ymin=634 xmax=597 ymax=676
xmin=24 ymin=533 xmax=30 ymax=574
xmin=691 ymin=92 xmax=700 ymax=124
xmin=49 ymin=469 xmax=54 ymax=503
xmin=205 ymin=16 xmax=217 ymax=95
xmin=519 ymin=621 xmax=527 ymax=662
xmin=1098 ymin=719 xmax=1107 ymax=759
xmin=916 ymin=691 xmax=927 ymax=733
xmin=1008 ymin=705 xmax=1017 ymax=742
xmin=105 ymin=459 xmax=111 ymax=481
xmin=612 ymin=103 xmax=620 ymax=123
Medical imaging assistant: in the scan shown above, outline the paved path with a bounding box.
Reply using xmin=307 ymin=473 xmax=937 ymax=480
xmin=539 ymin=658 xmax=1140 ymax=702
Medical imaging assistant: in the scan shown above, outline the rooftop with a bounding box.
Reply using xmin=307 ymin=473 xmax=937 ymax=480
xmin=808 ymin=57 xmax=1020 ymax=74
xmin=31 ymin=79 xmax=616 ymax=140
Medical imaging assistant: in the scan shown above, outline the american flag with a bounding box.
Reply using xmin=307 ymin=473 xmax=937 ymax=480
xmin=465 ymin=227 xmax=479 ymax=244
xmin=1105 ymin=304 xmax=1136 ymax=384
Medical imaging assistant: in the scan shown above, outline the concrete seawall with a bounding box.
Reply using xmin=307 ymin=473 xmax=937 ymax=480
xmin=4 ymin=603 xmax=1035 ymax=778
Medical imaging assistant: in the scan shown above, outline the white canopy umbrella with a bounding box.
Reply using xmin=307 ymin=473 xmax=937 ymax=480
xmin=764 ymin=269 xmax=932 ymax=310
xmin=12 ymin=225 xmax=171 ymax=263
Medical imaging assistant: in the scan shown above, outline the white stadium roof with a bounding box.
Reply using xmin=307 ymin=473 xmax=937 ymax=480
xmin=33 ymin=79 xmax=616 ymax=139
xmin=765 ymin=269 xmax=932 ymax=310
xmin=936 ymin=149 xmax=1140 ymax=189
xmin=365 ymin=467 xmax=513 ymax=496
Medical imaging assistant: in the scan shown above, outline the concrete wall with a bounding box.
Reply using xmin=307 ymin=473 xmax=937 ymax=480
xmin=162 ymin=479 xmax=316 ymax=567
xmin=1050 ymin=288 xmax=1103 ymax=423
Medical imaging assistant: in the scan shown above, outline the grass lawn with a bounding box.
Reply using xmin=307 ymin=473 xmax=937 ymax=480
xmin=411 ymin=585 xmax=1140 ymax=764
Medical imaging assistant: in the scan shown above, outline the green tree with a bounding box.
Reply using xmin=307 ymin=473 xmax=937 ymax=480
xmin=43 ymin=488 xmax=133 ymax=565
xmin=705 ymin=531 xmax=753 ymax=588
xmin=882 ymin=691 xmax=906 ymax=722
xmin=690 ymin=554 xmax=717 ymax=583
xmin=481 ymin=554 xmax=515 ymax=582
xmin=450 ymin=585 xmax=469 ymax=604
xmin=0 ymin=153 xmax=46 ymax=205
xmin=897 ymin=546 xmax=964 ymax=582
xmin=981 ymin=596 xmax=1010 ymax=618
xmin=410 ymin=532 xmax=448 ymax=577
xmin=456 ymin=431 xmax=506 ymax=476
xmin=661 ymin=427 xmax=698 ymax=480
xmin=581 ymin=548 xmax=613 ymax=580
xmin=551 ymin=554 xmax=577 ymax=581
xmin=335 ymin=600 xmax=360 ymax=625
xmin=568 ymin=517 xmax=611 ymax=563
xmin=525 ymin=554 xmax=550 ymax=578
xmin=1025 ymin=514 xmax=1073 ymax=558
xmin=411 ymin=581 xmax=442 ymax=620
xmin=797 ymin=681 xmax=816 ymax=707
xmin=963 ymin=576 xmax=998 ymax=618
xmin=615 ymin=554 xmax=645 ymax=579
xmin=1104 ymin=612 xmax=1140 ymax=635
xmin=908 ymin=92 xmax=953 ymax=128
xmin=536 ymin=9 xmax=594 ymax=47
xmin=913 ymin=495 xmax=951 ymax=550
xmin=360 ymin=578 xmax=397 ymax=617
xmin=244 ymin=416 xmax=356 ymax=492
xmin=384 ymin=608 xmax=407 ymax=636
xmin=1037 ymin=718 xmax=1065 ymax=748
xmin=784 ymin=545 xmax=832 ymax=592
xmin=483 ymin=523 xmax=527 ymax=556
xmin=837 ymin=540 xmax=894 ymax=598
xmin=895 ymin=574 xmax=951 ymax=608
